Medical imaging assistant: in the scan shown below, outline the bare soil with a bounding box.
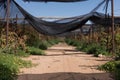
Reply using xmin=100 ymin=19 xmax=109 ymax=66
xmin=18 ymin=43 xmax=114 ymax=80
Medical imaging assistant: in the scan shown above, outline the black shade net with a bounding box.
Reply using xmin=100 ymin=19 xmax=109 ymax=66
xmin=23 ymin=0 xmax=87 ymax=2
xmin=0 ymin=0 xmax=120 ymax=35
xmin=0 ymin=0 xmax=25 ymax=24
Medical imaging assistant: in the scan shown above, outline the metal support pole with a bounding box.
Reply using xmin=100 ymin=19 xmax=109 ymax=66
xmin=111 ymin=0 xmax=115 ymax=54
xmin=6 ymin=0 xmax=10 ymax=46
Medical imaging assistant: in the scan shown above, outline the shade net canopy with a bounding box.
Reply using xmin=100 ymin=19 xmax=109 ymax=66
xmin=0 ymin=0 xmax=120 ymax=35
xmin=0 ymin=0 xmax=25 ymax=23
xmin=23 ymin=0 xmax=87 ymax=2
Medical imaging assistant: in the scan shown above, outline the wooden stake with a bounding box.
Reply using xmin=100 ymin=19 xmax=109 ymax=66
xmin=6 ymin=0 xmax=10 ymax=46
xmin=111 ymin=0 xmax=115 ymax=54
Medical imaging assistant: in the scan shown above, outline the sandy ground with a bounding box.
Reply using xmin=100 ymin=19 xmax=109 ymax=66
xmin=18 ymin=43 xmax=114 ymax=80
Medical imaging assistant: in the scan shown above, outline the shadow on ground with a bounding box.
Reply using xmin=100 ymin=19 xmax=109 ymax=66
xmin=45 ymin=48 xmax=85 ymax=56
xmin=44 ymin=53 xmax=84 ymax=56
xmin=18 ymin=72 xmax=114 ymax=80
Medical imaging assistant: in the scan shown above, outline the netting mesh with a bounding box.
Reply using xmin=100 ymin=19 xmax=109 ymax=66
xmin=0 ymin=0 xmax=120 ymax=35
xmin=23 ymin=0 xmax=87 ymax=2
xmin=0 ymin=1 xmax=25 ymax=20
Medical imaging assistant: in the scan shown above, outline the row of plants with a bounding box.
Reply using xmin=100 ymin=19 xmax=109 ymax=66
xmin=65 ymin=26 xmax=120 ymax=80
xmin=77 ymin=43 xmax=109 ymax=57
xmin=26 ymin=39 xmax=60 ymax=55
xmin=0 ymin=26 xmax=61 ymax=55
xmin=65 ymin=38 xmax=120 ymax=80
xmin=65 ymin=26 xmax=120 ymax=57
xmin=0 ymin=26 xmax=61 ymax=80
xmin=0 ymin=27 xmax=31 ymax=80
xmin=24 ymin=26 xmax=60 ymax=48
xmin=0 ymin=26 xmax=61 ymax=56
xmin=65 ymin=38 xmax=109 ymax=57
xmin=98 ymin=27 xmax=120 ymax=80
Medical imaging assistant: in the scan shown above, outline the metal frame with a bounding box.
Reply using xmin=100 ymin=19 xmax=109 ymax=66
xmin=5 ymin=0 xmax=115 ymax=54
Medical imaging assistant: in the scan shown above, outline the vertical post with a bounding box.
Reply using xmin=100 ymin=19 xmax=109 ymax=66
xmin=15 ymin=14 xmax=18 ymax=32
xmin=90 ymin=26 xmax=92 ymax=42
xmin=91 ymin=25 xmax=94 ymax=42
xmin=111 ymin=0 xmax=115 ymax=54
xmin=89 ymin=26 xmax=91 ymax=43
xmin=15 ymin=14 xmax=18 ymax=53
xmin=6 ymin=0 xmax=10 ymax=46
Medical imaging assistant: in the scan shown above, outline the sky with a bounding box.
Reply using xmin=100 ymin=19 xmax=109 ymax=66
xmin=16 ymin=0 xmax=120 ymax=17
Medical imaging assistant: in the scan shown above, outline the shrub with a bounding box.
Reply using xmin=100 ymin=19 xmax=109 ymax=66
xmin=25 ymin=32 xmax=41 ymax=48
xmin=1 ymin=47 xmax=30 ymax=57
xmin=65 ymin=39 xmax=73 ymax=45
xmin=71 ymin=40 xmax=81 ymax=46
xmin=98 ymin=61 xmax=120 ymax=80
xmin=14 ymin=50 xmax=30 ymax=57
xmin=47 ymin=39 xmax=60 ymax=45
xmin=115 ymin=33 xmax=120 ymax=60
xmin=39 ymin=41 xmax=49 ymax=50
xmin=115 ymin=69 xmax=120 ymax=80
xmin=77 ymin=43 xmax=88 ymax=51
xmin=115 ymin=51 xmax=120 ymax=61
xmin=98 ymin=61 xmax=116 ymax=72
xmin=0 ymin=63 xmax=18 ymax=80
xmin=0 ymin=29 xmax=29 ymax=57
xmin=77 ymin=42 xmax=108 ymax=57
xmin=87 ymin=44 xmax=108 ymax=57
xmin=0 ymin=53 xmax=32 ymax=80
xmin=65 ymin=39 xmax=82 ymax=47
xmin=28 ymin=47 xmax=45 ymax=55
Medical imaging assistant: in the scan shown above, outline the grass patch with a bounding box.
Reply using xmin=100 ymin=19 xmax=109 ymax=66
xmin=14 ymin=50 xmax=30 ymax=57
xmin=28 ymin=47 xmax=45 ymax=55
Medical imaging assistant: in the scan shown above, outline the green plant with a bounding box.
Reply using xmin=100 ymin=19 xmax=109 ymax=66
xmin=39 ymin=41 xmax=49 ymax=50
xmin=47 ymin=39 xmax=60 ymax=45
xmin=65 ymin=39 xmax=81 ymax=47
xmin=16 ymin=58 xmax=32 ymax=68
xmin=115 ymin=33 xmax=120 ymax=60
xmin=98 ymin=61 xmax=120 ymax=80
xmin=89 ymin=45 xmax=108 ymax=57
xmin=115 ymin=68 xmax=120 ymax=80
xmin=0 ymin=63 xmax=18 ymax=80
xmin=77 ymin=42 xmax=108 ymax=57
xmin=77 ymin=43 xmax=88 ymax=51
xmin=98 ymin=61 xmax=116 ymax=72
xmin=0 ymin=28 xmax=28 ymax=55
xmin=65 ymin=39 xmax=73 ymax=45
xmin=25 ymin=32 xmax=41 ymax=48
xmin=14 ymin=50 xmax=30 ymax=57
xmin=98 ymin=61 xmax=120 ymax=71
xmin=28 ymin=47 xmax=45 ymax=55
xmin=0 ymin=53 xmax=32 ymax=80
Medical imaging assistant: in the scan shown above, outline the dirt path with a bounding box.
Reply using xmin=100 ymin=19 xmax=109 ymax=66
xmin=18 ymin=43 xmax=114 ymax=80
